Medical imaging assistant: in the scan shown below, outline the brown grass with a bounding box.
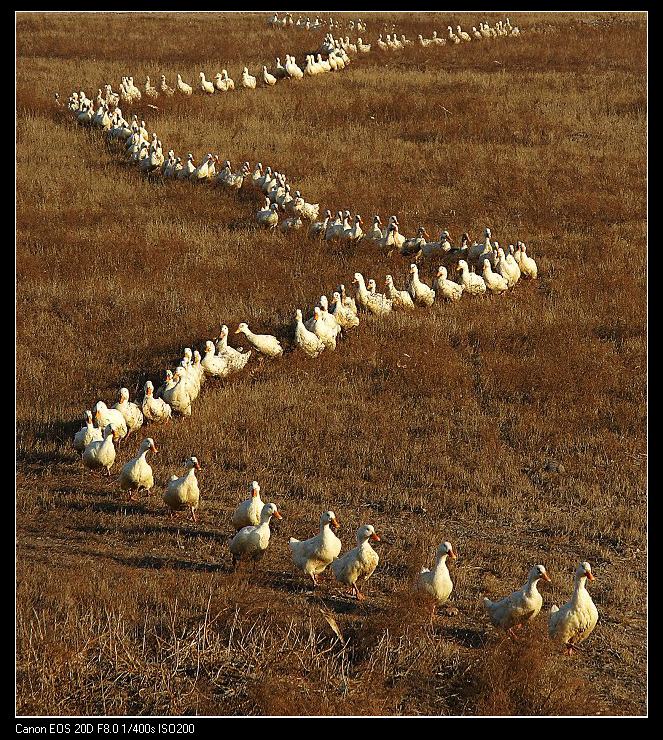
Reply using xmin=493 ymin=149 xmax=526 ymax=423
xmin=16 ymin=11 xmax=646 ymax=716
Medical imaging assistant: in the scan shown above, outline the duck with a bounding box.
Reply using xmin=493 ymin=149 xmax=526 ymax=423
xmin=432 ymin=265 xmax=464 ymax=301
xmin=353 ymin=272 xmax=392 ymax=316
xmin=177 ymin=153 xmax=196 ymax=180
xmin=82 ymin=424 xmax=119 ymax=475
xmin=457 ymin=259 xmax=487 ymax=295
xmin=337 ymin=283 xmax=358 ymax=316
xmin=214 ymin=69 xmax=235 ymax=91
xmin=400 ymin=226 xmax=430 ymax=256
xmin=92 ymin=401 xmax=128 ymax=443
xmin=483 ymin=565 xmax=551 ymax=636
xmin=384 ymin=274 xmax=415 ymax=310
xmin=199 ymin=71 xmax=215 ymax=94
xmin=294 ymin=308 xmax=326 ymax=358
xmin=235 ymin=323 xmax=283 ymax=358
xmin=307 ymin=307 xmax=337 ymax=350
xmin=142 ymin=381 xmax=172 ymax=423
xmin=232 ymin=480 xmax=265 ymax=530
xmin=418 ymin=229 xmax=452 ymax=260
xmin=548 ymin=562 xmax=599 ymax=655
xmin=417 ymin=541 xmax=457 ymax=621
xmin=516 ymin=242 xmax=538 ymax=279
xmin=291 ymin=192 xmax=320 ymax=222
xmin=364 ymin=215 xmax=383 ymax=242
xmin=279 ymin=215 xmax=303 ymax=233
xmin=214 ymin=325 xmax=252 ymax=373
xmin=262 ymin=65 xmax=277 ymax=86
xmin=331 ymin=524 xmax=380 ymax=600
xmin=163 ymin=456 xmax=201 ymax=522
xmin=496 ymin=247 xmax=521 ymax=287
xmin=162 ymin=366 xmax=192 ymax=416
xmin=308 ymin=210 xmax=331 ymax=239
xmin=330 ymin=291 xmax=360 ymax=329
xmin=118 ymin=437 xmax=158 ymax=499
xmin=201 ymin=340 xmax=231 ymax=379
xmin=73 ymin=410 xmax=103 ymax=452
xmin=289 ymin=510 xmax=342 ymax=587
xmin=176 ymin=73 xmax=193 ymax=95
xmin=113 ymin=387 xmax=144 ymax=434
xmin=408 ymin=263 xmax=436 ymax=306
xmin=483 ymin=258 xmax=510 ymax=294
xmin=241 ymin=67 xmax=257 ymax=89
xmin=159 ymin=75 xmax=175 ymax=95
xmin=229 ymin=503 xmax=282 ymax=564
xmin=318 ymin=295 xmax=342 ymax=336
xmin=156 ymin=369 xmax=176 ymax=400
xmin=257 ymin=200 xmax=279 ymax=228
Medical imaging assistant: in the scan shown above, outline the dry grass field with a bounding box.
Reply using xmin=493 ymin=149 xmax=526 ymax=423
xmin=15 ymin=11 xmax=647 ymax=716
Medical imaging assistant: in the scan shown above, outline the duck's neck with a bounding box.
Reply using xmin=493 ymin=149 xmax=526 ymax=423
xmin=571 ymin=575 xmax=588 ymax=604
xmin=433 ymin=554 xmax=449 ymax=579
xmin=524 ymin=576 xmax=541 ymax=597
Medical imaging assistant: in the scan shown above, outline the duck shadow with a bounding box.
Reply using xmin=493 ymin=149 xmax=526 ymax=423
xmin=440 ymin=625 xmax=487 ymax=649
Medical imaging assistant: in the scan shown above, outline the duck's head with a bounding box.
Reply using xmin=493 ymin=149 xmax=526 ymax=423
xmin=205 ymin=340 xmax=215 ymax=353
xmin=438 ymin=541 xmax=457 ymax=560
xmin=144 ymin=381 xmax=154 ymax=395
xmin=357 ymin=524 xmax=380 ymax=544
xmin=118 ymin=387 xmax=130 ymax=402
xmin=295 ymin=308 xmax=303 ymax=321
xmin=261 ymin=502 xmax=282 ymax=521
xmin=436 ymin=266 xmax=447 ymax=279
xmin=577 ymin=562 xmax=595 ymax=581
xmin=186 ymin=456 xmax=201 ymax=471
xmin=321 ymin=510 xmax=340 ymax=530
xmin=235 ymin=322 xmax=249 ymax=335
xmin=250 ymin=480 xmax=261 ymax=497
xmin=385 ymin=274 xmax=394 ymax=286
xmin=529 ymin=564 xmax=551 ymax=583
xmin=409 ymin=263 xmax=418 ymax=274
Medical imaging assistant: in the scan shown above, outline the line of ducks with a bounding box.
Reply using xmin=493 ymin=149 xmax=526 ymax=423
xmin=268 ymin=14 xmax=367 ymax=33
xmin=72 ymin=411 xmax=602 ymax=655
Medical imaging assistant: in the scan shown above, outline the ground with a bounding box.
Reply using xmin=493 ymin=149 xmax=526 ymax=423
xmin=16 ymin=11 xmax=646 ymax=716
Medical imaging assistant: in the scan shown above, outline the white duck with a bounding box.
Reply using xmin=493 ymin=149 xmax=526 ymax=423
xmin=484 ymin=565 xmax=551 ymax=635
xmin=384 ymin=274 xmax=415 ymax=310
xmin=73 ymin=410 xmax=102 ymax=452
xmin=262 ymin=66 xmax=277 ymax=86
xmin=294 ymin=308 xmax=326 ymax=358
xmin=417 ymin=541 xmax=457 ymax=621
xmin=232 ymin=480 xmax=265 ymax=530
xmin=496 ymin=247 xmax=521 ymax=287
xmin=229 ymin=503 xmax=282 ymax=564
xmin=517 ymin=242 xmax=538 ymax=279
xmin=201 ymin=340 xmax=232 ymax=379
xmin=331 ymin=524 xmax=380 ymax=600
xmin=257 ymin=200 xmax=279 ymax=228
xmin=214 ymin=325 xmax=252 ymax=373
xmin=118 ymin=437 xmax=158 ymax=499
xmin=457 ymin=259 xmax=487 ymax=295
xmin=289 ymin=510 xmax=342 ymax=586
xmin=330 ymin=291 xmax=360 ymax=330
xmin=408 ymin=263 xmax=436 ymax=306
xmin=176 ymin=73 xmax=193 ymax=95
xmin=163 ymin=456 xmax=201 ymax=522
xmin=93 ymin=401 xmax=128 ymax=443
xmin=199 ymin=71 xmax=215 ymax=94
xmin=432 ymin=266 xmax=464 ymax=301
xmin=482 ymin=259 xmax=510 ymax=294
xmin=113 ymin=387 xmax=144 ymax=434
xmin=235 ymin=323 xmax=283 ymax=358
xmin=353 ymin=272 xmax=392 ymax=316
xmin=308 ymin=307 xmax=336 ymax=350
xmin=162 ymin=367 xmax=192 ymax=416
xmin=241 ymin=67 xmax=257 ymax=89
xmin=548 ymin=562 xmax=599 ymax=655
xmin=142 ymin=381 xmax=172 ymax=423
xmin=82 ymin=424 xmax=119 ymax=475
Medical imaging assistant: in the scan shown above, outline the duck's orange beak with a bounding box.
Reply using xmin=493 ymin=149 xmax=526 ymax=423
xmin=586 ymin=571 xmax=595 ymax=581
xmin=273 ymin=510 xmax=283 ymax=520
xmin=331 ymin=518 xmax=340 ymax=530
xmin=370 ymin=532 xmax=380 ymax=542
xmin=542 ymin=572 xmax=551 ymax=583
